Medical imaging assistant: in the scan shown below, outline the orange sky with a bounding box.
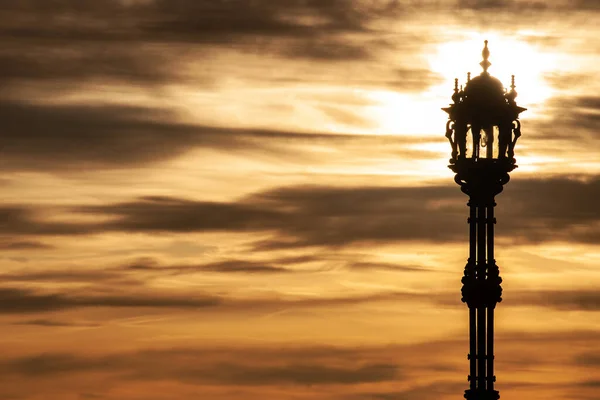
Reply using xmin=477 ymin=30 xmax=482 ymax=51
xmin=0 ymin=1 xmax=599 ymax=399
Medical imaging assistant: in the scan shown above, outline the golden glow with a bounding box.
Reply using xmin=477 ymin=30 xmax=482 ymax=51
xmin=364 ymin=90 xmax=449 ymax=135
xmin=429 ymin=32 xmax=557 ymax=110
xmin=364 ymin=33 xmax=558 ymax=137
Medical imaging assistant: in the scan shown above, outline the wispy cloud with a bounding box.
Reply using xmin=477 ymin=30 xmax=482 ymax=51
xmin=2 ymin=176 xmax=600 ymax=245
xmin=0 ymin=240 xmax=52 ymax=250
xmin=0 ymin=98 xmax=435 ymax=171
xmin=12 ymin=319 xmax=100 ymax=328
xmin=0 ymin=287 xmax=220 ymax=314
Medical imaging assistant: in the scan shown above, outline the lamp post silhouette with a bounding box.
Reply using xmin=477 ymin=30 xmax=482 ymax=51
xmin=442 ymin=41 xmax=526 ymax=400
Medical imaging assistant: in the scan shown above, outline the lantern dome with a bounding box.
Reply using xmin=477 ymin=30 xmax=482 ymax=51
xmin=443 ymin=40 xmax=526 ymax=163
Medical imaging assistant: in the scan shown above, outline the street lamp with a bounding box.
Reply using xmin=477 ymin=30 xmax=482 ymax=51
xmin=443 ymin=40 xmax=526 ymax=400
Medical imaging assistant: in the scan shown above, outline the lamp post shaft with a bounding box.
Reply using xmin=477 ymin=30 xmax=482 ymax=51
xmin=476 ymin=203 xmax=487 ymax=391
xmin=487 ymin=204 xmax=495 ymax=392
xmin=465 ymin=190 xmax=500 ymax=399
xmin=468 ymin=203 xmax=477 ymax=391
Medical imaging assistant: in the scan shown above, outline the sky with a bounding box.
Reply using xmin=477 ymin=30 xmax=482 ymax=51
xmin=0 ymin=1 xmax=599 ymax=399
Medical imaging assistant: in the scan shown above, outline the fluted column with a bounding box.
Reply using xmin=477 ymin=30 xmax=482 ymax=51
xmin=460 ymin=171 xmax=505 ymax=400
xmin=476 ymin=202 xmax=487 ymax=391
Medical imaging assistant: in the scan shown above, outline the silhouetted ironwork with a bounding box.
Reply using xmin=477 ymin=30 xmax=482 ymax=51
xmin=442 ymin=41 xmax=526 ymax=400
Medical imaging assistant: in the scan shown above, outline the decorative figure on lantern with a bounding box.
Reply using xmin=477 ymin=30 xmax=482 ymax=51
xmin=456 ymin=120 xmax=468 ymax=159
xmin=445 ymin=79 xmax=470 ymax=159
xmin=498 ymin=121 xmax=511 ymax=159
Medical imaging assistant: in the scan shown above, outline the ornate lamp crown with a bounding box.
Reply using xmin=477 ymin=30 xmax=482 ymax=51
xmin=443 ymin=41 xmax=526 ymax=163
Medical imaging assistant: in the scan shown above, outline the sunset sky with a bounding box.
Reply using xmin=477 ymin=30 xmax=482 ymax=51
xmin=0 ymin=1 xmax=599 ymax=399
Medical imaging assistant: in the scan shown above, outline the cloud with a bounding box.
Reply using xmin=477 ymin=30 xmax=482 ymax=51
xmin=0 ymin=268 xmax=137 ymax=285
xmin=580 ymin=380 xmax=600 ymax=387
xmin=506 ymin=290 xmax=600 ymax=311
xmin=0 ymin=280 xmax=451 ymax=315
xmin=12 ymin=319 xmax=100 ymax=328
xmin=5 ymin=353 xmax=111 ymax=377
xmin=0 ymin=44 xmax=177 ymax=86
xmin=187 ymin=363 xmax=399 ymax=386
xmin=142 ymin=0 xmax=373 ymax=40
xmin=572 ymin=96 xmax=600 ymax=132
xmin=3 ymin=176 xmax=600 ymax=245
xmin=0 ymin=0 xmax=595 ymax=91
xmin=278 ymin=38 xmax=374 ymax=62
xmin=563 ymin=96 xmax=600 ymax=133
xmin=252 ymin=177 xmax=600 ymax=247
xmin=348 ymin=381 xmax=466 ymax=400
xmin=0 ymin=2 xmax=176 ymax=88
xmin=0 ymin=100 xmax=165 ymax=168
xmin=455 ymin=0 xmax=547 ymax=10
xmin=348 ymin=262 xmax=433 ymax=272
xmin=0 ymin=101 xmax=195 ymax=170
xmin=500 ymin=176 xmax=600 ymax=243
xmin=0 ymin=99 xmax=430 ymax=171
xmin=67 ymin=186 xmax=462 ymax=245
xmin=169 ymin=260 xmax=290 ymax=273
xmin=0 ymin=287 xmax=220 ymax=314
xmin=85 ymin=195 xmax=284 ymax=233
xmin=498 ymin=329 xmax=600 ymax=343
xmin=573 ymin=353 xmax=600 ymax=367
xmin=529 ymin=95 xmax=600 ymax=144
xmin=452 ymin=0 xmax=600 ymax=11
xmin=124 ymin=258 xmax=294 ymax=274
xmin=0 ymin=205 xmax=90 ymax=235
xmin=6 ymin=266 xmax=598 ymax=315
xmin=0 ymin=330 xmax=599 ymax=400
xmin=249 ymin=176 xmax=600 ymax=247
xmin=432 ymin=289 xmax=600 ymax=312
xmin=0 ymin=347 xmax=401 ymax=386
xmin=0 ymin=330 xmax=597 ymax=393
xmin=0 ymin=240 xmax=52 ymax=250
xmin=0 ymin=0 xmax=401 ymax=89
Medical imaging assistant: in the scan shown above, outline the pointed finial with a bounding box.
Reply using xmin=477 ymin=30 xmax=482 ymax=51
xmin=467 ymin=72 xmax=471 ymax=82
xmin=506 ymin=74 xmax=518 ymax=103
xmin=480 ymin=40 xmax=491 ymax=73
xmin=452 ymin=78 xmax=461 ymax=103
